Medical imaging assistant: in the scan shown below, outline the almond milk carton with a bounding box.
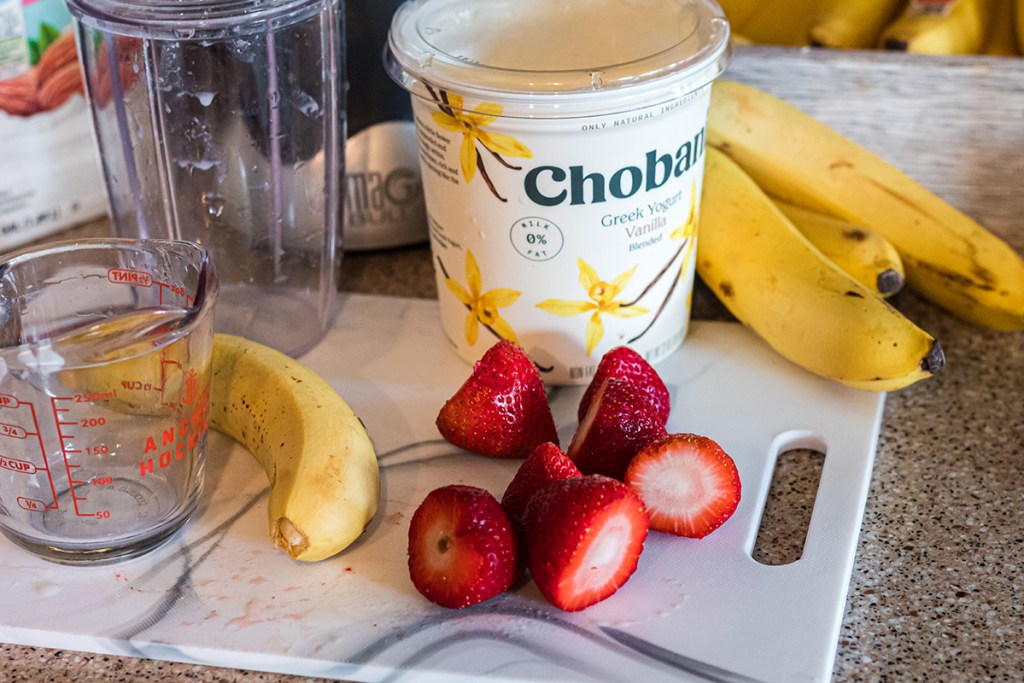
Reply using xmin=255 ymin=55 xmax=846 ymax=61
xmin=0 ymin=0 xmax=105 ymax=250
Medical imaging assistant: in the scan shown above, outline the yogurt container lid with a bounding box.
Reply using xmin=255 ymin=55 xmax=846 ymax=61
xmin=385 ymin=0 xmax=731 ymax=119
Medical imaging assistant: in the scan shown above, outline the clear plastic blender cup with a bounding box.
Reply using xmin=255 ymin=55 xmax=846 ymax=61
xmin=66 ymin=0 xmax=345 ymax=358
xmin=0 ymin=238 xmax=218 ymax=564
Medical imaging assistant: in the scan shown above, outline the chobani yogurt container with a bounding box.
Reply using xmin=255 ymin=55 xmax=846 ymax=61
xmin=386 ymin=0 xmax=731 ymax=384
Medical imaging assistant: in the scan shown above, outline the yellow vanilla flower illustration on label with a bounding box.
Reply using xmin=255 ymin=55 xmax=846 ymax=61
xmin=670 ymin=181 xmax=698 ymax=243
xmin=430 ymin=90 xmax=533 ymax=201
xmin=445 ymin=250 xmax=521 ymax=346
xmin=536 ymin=259 xmax=648 ymax=356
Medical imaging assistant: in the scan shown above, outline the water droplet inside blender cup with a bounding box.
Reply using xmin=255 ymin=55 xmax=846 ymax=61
xmin=202 ymin=192 xmax=225 ymax=217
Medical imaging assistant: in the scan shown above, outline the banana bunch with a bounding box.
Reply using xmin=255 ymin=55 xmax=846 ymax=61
xmin=878 ymin=0 xmax=995 ymax=54
xmin=210 ymin=334 xmax=380 ymax=562
xmin=808 ymin=0 xmax=906 ymax=48
xmin=700 ymin=147 xmax=943 ymax=391
xmin=724 ymin=0 xmax=903 ymax=48
xmin=701 ymin=81 xmax=1024 ymax=390
xmin=732 ymin=0 xmax=822 ymax=47
xmin=724 ymin=0 xmax=1020 ymax=56
xmin=708 ymin=80 xmax=1024 ymax=331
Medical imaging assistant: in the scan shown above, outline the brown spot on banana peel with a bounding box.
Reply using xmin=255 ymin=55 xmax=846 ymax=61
xmin=841 ymin=228 xmax=869 ymax=242
xmin=910 ymin=258 xmax=997 ymax=292
xmin=719 ymin=281 xmax=734 ymax=298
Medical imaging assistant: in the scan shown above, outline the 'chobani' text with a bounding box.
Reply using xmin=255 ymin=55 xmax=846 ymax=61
xmin=523 ymin=128 xmax=705 ymax=207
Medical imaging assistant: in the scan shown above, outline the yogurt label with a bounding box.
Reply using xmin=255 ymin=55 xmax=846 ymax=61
xmin=413 ymin=87 xmax=710 ymax=383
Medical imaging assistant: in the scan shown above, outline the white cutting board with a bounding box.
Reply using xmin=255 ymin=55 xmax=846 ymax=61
xmin=0 ymin=293 xmax=884 ymax=683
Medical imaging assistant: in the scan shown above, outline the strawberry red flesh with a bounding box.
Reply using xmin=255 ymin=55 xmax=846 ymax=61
xmin=523 ymin=475 xmax=648 ymax=612
xmin=568 ymin=377 xmax=668 ymax=480
xmin=407 ymin=484 xmax=519 ymax=608
xmin=436 ymin=340 xmax=558 ymax=458
xmin=578 ymin=346 xmax=671 ymax=426
xmin=501 ymin=441 xmax=581 ymax=530
xmin=624 ymin=433 xmax=741 ymax=539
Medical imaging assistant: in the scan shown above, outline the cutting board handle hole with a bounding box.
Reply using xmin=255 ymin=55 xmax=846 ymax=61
xmin=751 ymin=446 xmax=825 ymax=566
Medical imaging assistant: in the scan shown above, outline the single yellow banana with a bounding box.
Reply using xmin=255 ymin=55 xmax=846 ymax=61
xmin=699 ymin=147 xmax=944 ymax=392
xmin=774 ymin=200 xmax=906 ymax=298
xmin=210 ymin=334 xmax=379 ymax=562
xmin=717 ymin=0 xmax=762 ymax=31
xmin=708 ymin=80 xmax=1024 ymax=331
xmin=879 ymin=0 xmax=994 ymax=54
xmin=734 ymin=0 xmax=822 ymax=46
xmin=983 ymin=0 xmax=1018 ymax=55
xmin=1016 ymin=0 xmax=1024 ymax=51
xmin=807 ymin=0 xmax=905 ymax=48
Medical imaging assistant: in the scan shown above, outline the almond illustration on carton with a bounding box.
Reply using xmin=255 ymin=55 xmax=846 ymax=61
xmin=0 ymin=70 xmax=40 ymax=116
xmin=35 ymin=32 xmax=84 ymax=112
xmin=0 ymin=31 xmax=84 ymax=117
xmin=36 ymin=32 xmax=78 ymax=84
xmin=36 ymin=61 xmax=84 ymax=111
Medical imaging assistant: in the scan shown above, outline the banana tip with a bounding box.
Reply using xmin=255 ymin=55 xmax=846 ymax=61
xmin=274 ymin=517 xmax=310 ymax=559
xmin=921 ymin=340 xmax=945 ymax=376
xmin=877 ymin=269 xmax=905 ymax=296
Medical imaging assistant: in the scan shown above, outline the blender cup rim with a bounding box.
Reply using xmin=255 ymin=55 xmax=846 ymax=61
xmin=385 ymin=0 xmax=732 ymax=119
xmin=65 ymin=0 xmax=335 ymax=38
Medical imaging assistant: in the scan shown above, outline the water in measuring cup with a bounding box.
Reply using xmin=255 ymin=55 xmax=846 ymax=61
xmin=0 ymin=307 xmax=211 ymax=563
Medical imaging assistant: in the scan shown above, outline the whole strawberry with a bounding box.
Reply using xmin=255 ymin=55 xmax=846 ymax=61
xmin=501 ymin=441 xmax=581 ymax=531
xmin=567 ymin=377 xmax=668 ymax=480
xmin=578 ymin=346 xmax=671 ymax=426
xmin=523 ymin=474 xmax=648 ymax=612
xmin=625 ymin=433 xmax=741 ymax=539
xmin=407 ymin=485 xmax=519 ymax=608
xmin=437 ymin=340 xmax=558 ymax=458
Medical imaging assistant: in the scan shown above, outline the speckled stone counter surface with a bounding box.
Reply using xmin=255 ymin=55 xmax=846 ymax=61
xmin=1 ymin=215 xmax=1022 ymax=682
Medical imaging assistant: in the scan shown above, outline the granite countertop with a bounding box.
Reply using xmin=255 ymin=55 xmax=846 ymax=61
xmin=1 ymin=213 xmax=1022 ymax=682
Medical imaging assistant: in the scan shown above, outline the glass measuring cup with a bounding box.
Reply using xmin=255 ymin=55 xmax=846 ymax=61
xmin=0 ymin=239 xmax=218 ymax=564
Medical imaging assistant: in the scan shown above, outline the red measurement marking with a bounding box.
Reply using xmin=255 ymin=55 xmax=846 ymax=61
xmin=107 ymin=268 xmax=153 ymax=287
xmin=51 ymin=397 xmax=91 ymax=517
xmin=0 ymin=455 xmax=36 ymax=474
xmin=0 ymin=423 xmax=27 ymax=439
xmin=0 ymin=394 xmax=15 ymax=408
xmin=17 ymin=497 xmax=45 ymax=512
xmin=21 ymin=401 xmax=59 ymax=510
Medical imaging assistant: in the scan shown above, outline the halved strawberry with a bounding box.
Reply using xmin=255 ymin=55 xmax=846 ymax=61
xmin=567 ymin=377 xmax=668 ymax=480
xmin=523 ymin=475 xmax=648 ymax=612
xmin=501 ymin=441 xmax=581 ymax=530
xmin=436 ymin=340 xmax=558 ymax=458
xmin=579 ymin=346 xmax=671 ymax=426
xmin=624 ymin=433 xmax=741 ymax=539
xmin=407 ymin=485 xmax=519 ymax=608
